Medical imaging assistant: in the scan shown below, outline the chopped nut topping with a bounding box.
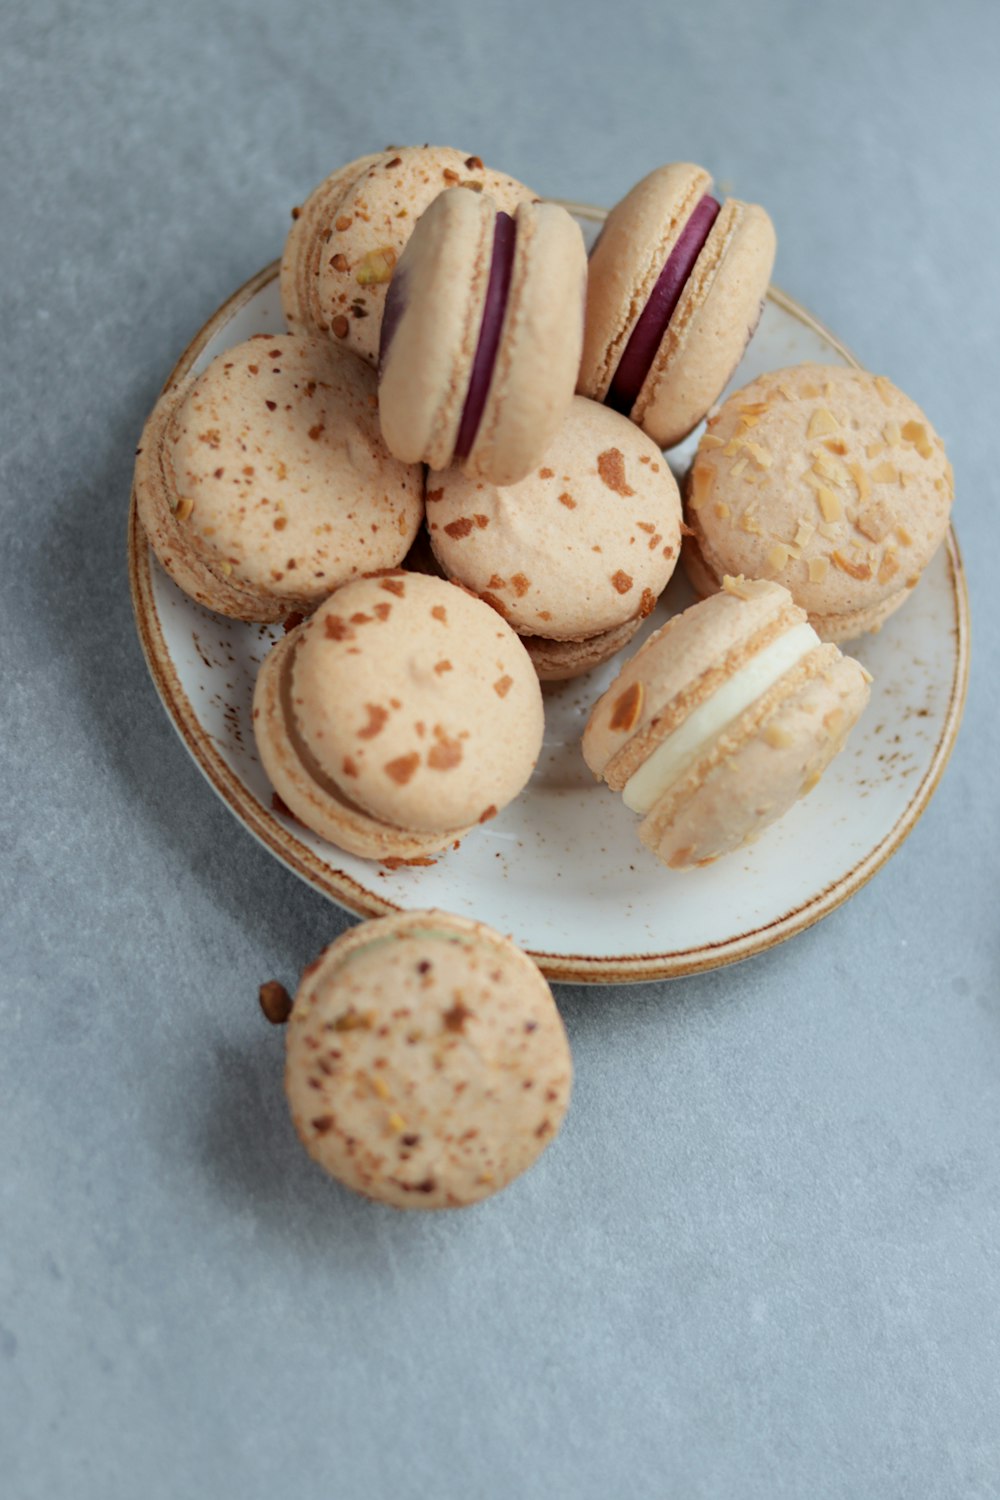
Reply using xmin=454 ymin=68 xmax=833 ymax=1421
xmin=807 ymin=407 xmax=840 ymax=439
xmin=807 ymin=556 xmax=830 ymax=583
xmin=258 ymin=981 xmax=292 ymax=1025
xmin=794 ymin=518 xmax=816 ymax=549
xmin=767 ymin=542 xmax=790 ymax=573
xmin=744 ymin=441 xmax=773 ymax=469
xmin=764 ymin=723 xmax=793 ymax=749
xmin=815 ymin=484 xmax=842 ymax=523
xmin=730 ymin=457 xmax=748 ymax=477
xmin=722 ymin=574 xmax=772 ymax=600
xmin=877 ymin=550 xmax=900 ymax=584
xmin=896 ymin=524 xmax=913 ymax=547
xmin=832 ymin=551 xmax=872 ymax=580
xmin=873 ymin=375 xmax=895 ymax=404
xmin=609 ymin=681 xmax=643 ymax=733
xmin=714 ymin=502 xmax=730 ymax=520
xmin=870 ymin=461 xmax=897 ymax=484
xmin=371 ymin=1076 xmax=391 ymax=1100
xmin=856 ymin=500 xmax=894 ymax=542
xmin=174 ymin=495 xmax=194 ymax=522
xmin=739 ymin=509 xmax=762 ymax=534
xmin=817 ymin=520 xmax=839 ymax=540
xmin=355 ymin=247 xmax=398 ymax=285
xmin=700 ymin=433 xmax=725 ymax=449
xmin=866 ymin=442 xmax=885 ymax=459
xmin=387 ymin=1112 xmax=407 ymax=1133
xmin=847 ymin=461 xmax=871 ymax=503
xmin=883 ymin=420 xmax=902 ymax=446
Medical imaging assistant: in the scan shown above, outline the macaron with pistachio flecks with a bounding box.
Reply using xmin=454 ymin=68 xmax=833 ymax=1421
xmin=134 ymin=334 xmax=424 ymax=621
xmin=253 ymin=572 xmax=544 ymax=860
xmin=683 ymin=363 xmax=954 ymax=640
xmin=582 ymin=575 xmax=871 ymax=869
xmin=427 ymin=396 xmax=682 ymax=679
xmin=283 ymin=910 xmax=572 ymax=1210
xmin=281 ymin=146 xmax=539 ymax=365
xmin=579 ymin=162 xmax=776 ymax=450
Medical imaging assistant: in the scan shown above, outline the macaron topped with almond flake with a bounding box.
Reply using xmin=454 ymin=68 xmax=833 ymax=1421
xmin=378 ymin=187 xmax=588 ymax=487
xmin=683 ymin=363 xmax=954 ymax=640
xmin=253 ymin=571 xmax=544 ymax=860
xmin=282 ymin=146 xmax=539 ymax=365
xmin=283 ymin=909 xmax=573 ymax=1209
xmin=427 ymin=396 xmax=682 ymax=679
xmin=134 ymin=334 xmax=424 ymax=621
xmin=578 ymin=162 xmax=776 ymax=450
xmin=582 ymin=575 xmax=871 ymax=869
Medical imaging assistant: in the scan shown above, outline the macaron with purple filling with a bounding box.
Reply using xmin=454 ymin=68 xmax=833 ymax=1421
xmin=578 ymin=163 xmax=776 ymax=450
xmin=282 ymin=146 xmax=539 ymax=365
xmin=282 ymin=909 xmax=572 ymax=1210
xmin=253 ymin=571 xmax=544 ymax=860
xmin=427 ymin=396 xmax=682 ymax=680
xmin=582 ymin=575 xmax=871 ymax=869
xmin=378 ymin=186 xmax=588 ymax=487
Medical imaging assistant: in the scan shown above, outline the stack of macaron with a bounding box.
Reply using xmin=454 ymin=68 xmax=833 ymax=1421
xmin=133 ymin=141 xmax=954 ymax=880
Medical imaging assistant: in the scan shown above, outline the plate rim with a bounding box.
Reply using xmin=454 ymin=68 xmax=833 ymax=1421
xmin=128 ymin=207 xmax=970 ymax=984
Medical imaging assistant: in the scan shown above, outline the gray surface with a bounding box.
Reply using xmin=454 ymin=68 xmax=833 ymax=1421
xmin=2 ymin=0 xmax=998 ymax=1495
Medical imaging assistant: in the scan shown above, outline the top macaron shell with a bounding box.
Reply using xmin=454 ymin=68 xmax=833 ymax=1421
xmin=684 ymin=363 xmax=954 ymax=639
xmin=134 ymin=334 xmax=424 ymax=621
xmin=579 ymin=163 xmax=776 ymax=449
xmin=282 ymin=146 xmax=538 ymax=365
xmin=378 ymin=188 xmax=588 ymax=486
xmin=427 ymin=396 xmax=682 ymax=640
xmin=289 ymin=573 xmax=544 ymax=833
xmin=582 ymin=576 xmax=803 ymax=785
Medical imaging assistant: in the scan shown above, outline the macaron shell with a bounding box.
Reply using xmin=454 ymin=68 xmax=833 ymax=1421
xmin=314 ymin=147 xmax=538 ymax=365
xmin=428 ymin=396 xmax=682 ymax=640
xmin=582 ymin=578 xmax=805 ymax=785
xmin=253 ymin=630 xmax=469 ymax=860
xmin=136 ymin=335 xmax=424 ymax=622
xmin=281 ymin=152 xmax=387 ymax=334
xmin=523 ymin=616 xmax=644 ymax=682
xmin=284 ymin=910 xmax=572 ymax=1210
xmin=579 ymin=163 xmax=713 ymax=403
xmin=135 ymin=381 xmax=283 ymax=619
xmin=638 ymin=646 xmax=870 ymax=868
xmin=684 ymin=364 xmax=954 ymax=637
xmin=464 ymin=201 xmax=588 ymax=487
xmin=633 ymin=199 xmax=776 ymax=449
xmin=377 ymin=188 xmax=493 ymax=471
xmin=290 ymin=574 xmax=544 ymax=834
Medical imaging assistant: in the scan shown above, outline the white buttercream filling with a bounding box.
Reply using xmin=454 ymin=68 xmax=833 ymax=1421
xmin=622 ymin=623 xmax=821 ymax=814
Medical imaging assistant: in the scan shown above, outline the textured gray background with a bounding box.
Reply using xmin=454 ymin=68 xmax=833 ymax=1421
xmin=2 ymin=1 xmax=999 ymax=1496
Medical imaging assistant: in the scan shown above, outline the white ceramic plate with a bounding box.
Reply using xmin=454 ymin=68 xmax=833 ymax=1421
xmin=129 ymin=205 xmax=969 ymax=983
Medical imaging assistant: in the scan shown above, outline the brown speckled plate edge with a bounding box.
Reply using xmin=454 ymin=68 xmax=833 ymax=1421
xmin=128 ymin=209 xmax=970 ymax=985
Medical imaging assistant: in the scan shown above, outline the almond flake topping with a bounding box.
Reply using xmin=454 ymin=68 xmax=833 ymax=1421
xmin=870 ymin=461 xmax=898 ymax=485
xmin=794 ymin=518 xmax=816 ymax=549
xmin=764 ymin=723 xmax=794 ymax=749
xmin=767 ymin=542 xmax=790 ymax=572
xmin=848 ymin=462 xmax=871 ymax=503
xmin=700 ymin=433 xmax=725 ymax=449
xmin=807 ymin=407 xmax=840 ymax=439
xmin=831 ymin=551 xmax=872 ymax=581
xmin=808 ymin=556 xmax=830 ymax=583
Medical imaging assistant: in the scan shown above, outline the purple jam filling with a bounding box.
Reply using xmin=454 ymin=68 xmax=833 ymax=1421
xmin=377 ymin=265 xmax=409 ymax=380
xmin=453 ymin=210 xmax=517 ymax=459
xmin=606 ymin=194 xmax=720 ymax=415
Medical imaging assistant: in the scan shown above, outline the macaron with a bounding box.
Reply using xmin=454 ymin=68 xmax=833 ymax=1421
xmin=427 ymin=395 xmax=682 ymax=679
xmin=578 ymin=163 xmax=776 ymax=450
xmin=284 ymin=906 xmax=575 ymax=1212
xmin=378 ymin=187 xmax=588 ymax=487
xmin=582 ymin=575 xmax=871 ymax=869
xmin=253 ymin=572 xmax=544 ymax=859
xmin=683 ymin=363 xmax=955 ymax=640
xmin=281 ymin=146 xmax=538 ymax=365
xmin=134 ymin=334 xmax=424 ymax=621
xmin=283 ymin=910 xmax=572 ymax=1210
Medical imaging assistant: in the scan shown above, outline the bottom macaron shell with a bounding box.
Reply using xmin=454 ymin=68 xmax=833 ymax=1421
xmin=638 ymin=646 xmax=870 ymax=869
xmin=681 ymin=531 xmax=911 ymax=644
xmin=254 ymin=630 xmax=471 ymax=860
xmin=523 ymin=616 xmax=644 ymax=682
xmin=284 ymin=911 xmax=572 ymax=1209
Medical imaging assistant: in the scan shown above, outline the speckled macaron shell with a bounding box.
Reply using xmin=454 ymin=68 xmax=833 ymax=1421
xmin=582 ymin=577 xmax=871 ymax=869
xmin=578 ymin=163 xmax=776 ymax=449
xmin=428 ymin=396 xmax=682 ymax=655
xmin=284 ymin=910 xmax=573 ymax=1210
xmin=378 ymin=189 xmax=587 ymax=486
xmin=683 ymin=363 xmax=954 ymax=640
xmin=253 ymin=573 xmax=544 ymax=855
xmin=281 ymin=152 xmax=387 ymax=337
xmin=376 ymin=187 xmax=493 ymax=474
xmin=134 ymin=335 xmax=424 ymax=622
xmin=284 ymin=146 xmax=538 ymax=364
